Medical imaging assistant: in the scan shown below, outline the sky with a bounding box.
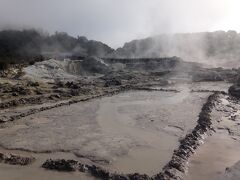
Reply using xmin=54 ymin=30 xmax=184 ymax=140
xmin=0 ymin=0 xmax=239 ymax=48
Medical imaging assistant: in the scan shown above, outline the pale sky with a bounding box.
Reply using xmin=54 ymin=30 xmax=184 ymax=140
xmin=0 ymin=0 xmax=239 ymax=48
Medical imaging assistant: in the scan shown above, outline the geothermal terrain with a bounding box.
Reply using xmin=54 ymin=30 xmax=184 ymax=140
xmin=1 ymin=30 xmax=240 ymax=180
xmin=1 ymin=55 xmax=240 ymax=180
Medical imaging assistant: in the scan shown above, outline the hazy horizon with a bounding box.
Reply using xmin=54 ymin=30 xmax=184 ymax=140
xmin=0 ymin=0 xmax=240 ymax=48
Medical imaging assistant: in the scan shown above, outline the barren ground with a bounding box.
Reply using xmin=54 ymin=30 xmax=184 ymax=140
xmin=0 ymin=58 xmax=239 ymax=180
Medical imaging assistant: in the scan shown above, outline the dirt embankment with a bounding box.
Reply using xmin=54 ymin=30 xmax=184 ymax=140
xmin=0 ymin=152 xmax=35 ymax=166
xmin=155 ymin=92 xmax=222 ymax=180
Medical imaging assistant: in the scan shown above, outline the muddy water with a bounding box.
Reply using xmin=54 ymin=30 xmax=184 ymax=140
xmin=97 ymin=87 xmax=209 ymax=174
xmin=0 ymin=84 xmax=210 ymax=177
xmin=186 ymin=95 xmax=240 ymax=180
xmin=0 ymin=166 xmax=95 ymax=180
xmin=97 ymin=92 xmax=177 ymax=174
xmin=186 ymin=131 xmax=240 ymax=180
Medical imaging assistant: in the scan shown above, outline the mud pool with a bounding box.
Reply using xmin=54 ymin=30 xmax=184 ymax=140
xmin=0 ymin=83 xmax=213 ymax=176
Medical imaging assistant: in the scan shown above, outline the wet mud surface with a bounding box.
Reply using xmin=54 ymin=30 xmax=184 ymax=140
xmin=0 ymin=80 xmax=236 ymax=180
xmin=0 ymin=150 xmax=96 ymax=180
xmin=0 ymin=84 xmax=209 ymax=175
xmin=186 ymin=94 xmax=240 ymax=180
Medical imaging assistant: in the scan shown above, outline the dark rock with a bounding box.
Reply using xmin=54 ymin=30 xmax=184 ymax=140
xmin=87 ymin=165 xmax=111 ymax=178
xmin=70 ymin=89 xmax=80 ymax=96
xmin=4 ymin=154 xmax=35 ymax=165
xmin=11 ymin=85 xmax=31 ymax=95
xmin=49 ymin=94 xmax=61 ymax=99
xmin=111 ymin=174 xmax=130 ymax=180
xmin=42 ymin=159 xmax=152 ymax=180
xmin=105 ymin=78 xmax=122 ymax=87
xmin=12 ymin=92 xmax=18 ymax=96
xmin=65 ymin=81 xmax=74 ymax=88
xmin=0 ymin=153 xmax=35 ymax=166
xmin=82 ymin=57 xmax=111 ymax=74
xmin=229 ymin=84 xmax=240 ymax=98
xmin=42 ymin=159 xmax=78 ymax=172
xmin=35 ymin=89 xmax=43 ymax=95
xmin=128 ymin=173 xmax=151 ymax=180
xmin=65 ymin=81 xmax=80 ymax=89
xmin=55 ymin=81 xmax=65 ymax=88
xmin=27 ymin=81 xmax=39 ymax=87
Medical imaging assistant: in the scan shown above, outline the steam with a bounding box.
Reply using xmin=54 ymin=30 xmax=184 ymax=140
xmin=113 ymin=31 xmax=240 ymax=68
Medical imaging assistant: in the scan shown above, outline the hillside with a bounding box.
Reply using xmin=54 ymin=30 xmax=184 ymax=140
xmin=0 ymin=29 xmax=114 ymax=69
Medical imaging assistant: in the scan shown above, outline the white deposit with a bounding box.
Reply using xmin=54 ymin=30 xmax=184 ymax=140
xmin=23 ymin=57 xmax=111 ymax=82
xmin=23 ymin=59 xmax=82 ymax=82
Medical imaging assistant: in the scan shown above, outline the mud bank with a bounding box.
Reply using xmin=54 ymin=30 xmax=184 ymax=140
xmin=154 ymin=92 xmax=222 ymax=180
xmin=186 ymin=94 xmax=240 ymax=180
xmin=186 ymin=131 xmax=240 ymax=180
xmin=0 ymin=152 xmax=35 ymax=166
xmin=42 ymin=158 xmax=151 ymax=180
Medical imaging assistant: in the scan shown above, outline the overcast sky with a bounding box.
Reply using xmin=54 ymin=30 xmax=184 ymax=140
xmin=0 ymin=0 xmax=239 ymax=48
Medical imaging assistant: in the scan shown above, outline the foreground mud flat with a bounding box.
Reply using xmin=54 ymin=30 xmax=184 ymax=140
xmin=0 ymin=81 xmax=232 ymax=180
xmin=0 ymin=57 xmax=239 ymax=179
xmin=0 ymin=85 xmax=209 ymax=173
xmin=0 ymin=149 xmax=96 ymax=180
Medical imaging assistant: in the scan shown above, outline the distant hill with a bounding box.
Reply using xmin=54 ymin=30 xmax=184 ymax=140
xmin=0 ymin=29 xmax=114 ymax=69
